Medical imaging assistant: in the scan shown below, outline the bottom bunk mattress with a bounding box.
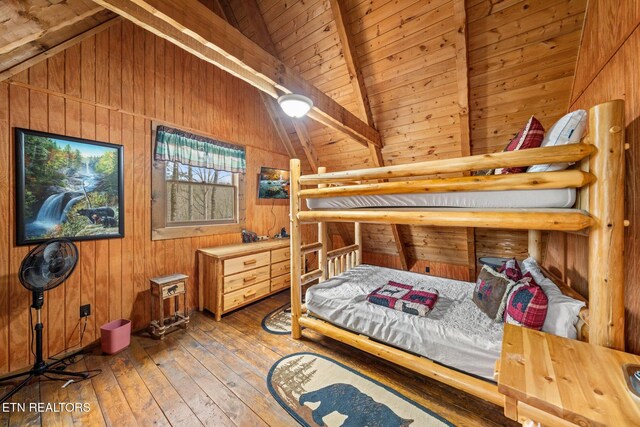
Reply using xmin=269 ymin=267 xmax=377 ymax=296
xmin=305 ymin=265 xmax=503 ymax=380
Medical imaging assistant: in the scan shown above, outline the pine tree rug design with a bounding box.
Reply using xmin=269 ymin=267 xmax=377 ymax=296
xmin=262 ymin=303 xmax=292 ymax=334
xmin=267 ymin=352 xmax=455 ymax=427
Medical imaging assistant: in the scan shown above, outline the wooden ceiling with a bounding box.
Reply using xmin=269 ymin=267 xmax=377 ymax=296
xmin=0 ymin=0 xmax=587 ymax=274
xmin=0 ymin=0 xmax=114 ymax=77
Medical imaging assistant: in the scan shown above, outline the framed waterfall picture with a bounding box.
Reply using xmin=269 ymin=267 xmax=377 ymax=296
xmin=15 ymin=128 xmax=124 ymax=245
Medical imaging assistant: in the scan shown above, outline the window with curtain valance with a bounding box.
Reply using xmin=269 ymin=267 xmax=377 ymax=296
xmin=151 ymin=123 xmax=246 ymax=240
xmin=154 ymin=125 xmax=246 ymax=173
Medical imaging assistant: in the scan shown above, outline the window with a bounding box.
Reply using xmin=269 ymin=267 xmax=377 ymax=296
xmin=165 ymin=162 xmax=236 ymax=225
xmin=151 ymin=123 xmax=246 ymax=240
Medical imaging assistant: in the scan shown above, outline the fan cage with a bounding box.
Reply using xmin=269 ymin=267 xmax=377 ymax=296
xmin=18 ymin=239 xmax=78 ymax=292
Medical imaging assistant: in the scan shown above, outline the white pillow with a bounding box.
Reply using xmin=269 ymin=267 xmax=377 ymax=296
xmin=521 ymin=257 xmax=586 ymax=339
xmin=527 ymin=110 xmax=588 ymax=173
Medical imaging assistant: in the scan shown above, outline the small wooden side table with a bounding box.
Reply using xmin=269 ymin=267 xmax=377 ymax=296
xmin=149 ymin=274 xmax=190 ymax=339
xmin=497 ymin=324 xmax=640 ymax=426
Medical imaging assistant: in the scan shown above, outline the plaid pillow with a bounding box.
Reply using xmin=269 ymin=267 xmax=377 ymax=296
xmin=498 ymin=258 xmax=523 ymax=282
xmin=504 ymin=273 xmax=549 ymax=330
xmin=495 ymin=116 xmax=545 ymax=174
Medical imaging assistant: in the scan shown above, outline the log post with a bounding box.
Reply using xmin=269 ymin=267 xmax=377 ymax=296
xmin=588 ymin=99 xmax=625 ymax=350
xmin=355 ymin=222 xmax=362 ymax=265
xmin=290 ymin=159 xmax=303 ymax=339
xmin=317 ymin=166 xmax=328 ymax=281
xmin=528 ymin=230 xmax=542 ymax=263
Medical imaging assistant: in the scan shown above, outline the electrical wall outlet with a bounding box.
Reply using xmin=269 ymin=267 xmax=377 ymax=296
xmin=80 ymin=304 xmax=91 ymax=318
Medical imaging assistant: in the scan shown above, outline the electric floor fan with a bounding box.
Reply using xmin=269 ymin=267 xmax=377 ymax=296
xmin=0 ymin=239 xmax=91 ymax=403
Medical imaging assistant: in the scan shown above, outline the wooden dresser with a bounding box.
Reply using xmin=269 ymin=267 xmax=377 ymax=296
xmin=197 ymin=239 xmax=291 ymax=320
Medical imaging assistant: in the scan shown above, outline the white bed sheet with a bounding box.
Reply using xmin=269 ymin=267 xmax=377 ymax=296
xmin=306 ymin=188 xmax=575 ymax=210
xmin=305 ymin=265 xmax=503 ymax=380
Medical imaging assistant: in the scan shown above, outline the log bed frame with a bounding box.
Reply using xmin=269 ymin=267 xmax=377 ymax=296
xmin=288 ymin=100 xmax=626 ymax=407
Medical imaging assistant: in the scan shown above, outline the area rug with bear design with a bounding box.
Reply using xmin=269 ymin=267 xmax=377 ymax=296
xmin=262 ymin=303 xmax=292 ymax=334
xmin=267 ymin=352 xmax=454 ymax=427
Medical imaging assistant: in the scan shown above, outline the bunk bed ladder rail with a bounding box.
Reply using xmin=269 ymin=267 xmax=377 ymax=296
xmin=290 ymin=163 xmax=363 ymax=338
xmin=289 ymin=158 xmax=303 ymax=339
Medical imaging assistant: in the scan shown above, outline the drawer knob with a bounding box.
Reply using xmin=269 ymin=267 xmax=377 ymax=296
xmin=243 ymin=276 xmax=256 ymax=283
xmin=243 ymin=290 xmax=256 ymax=298
xmin=244 ymin=259 xmax=257 ymax=266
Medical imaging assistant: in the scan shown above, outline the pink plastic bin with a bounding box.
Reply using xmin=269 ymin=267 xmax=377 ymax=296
xmin=100 ymin=319 xmax=132 ymax=354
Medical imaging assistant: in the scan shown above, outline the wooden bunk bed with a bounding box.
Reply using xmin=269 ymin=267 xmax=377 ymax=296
xmin=288 ymin=100 xmax=627 ymax=407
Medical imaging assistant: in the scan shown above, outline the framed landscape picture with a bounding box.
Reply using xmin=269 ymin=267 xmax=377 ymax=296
xmin=15 ymin=128 xmax=124 ymax=245
xmin=258 ymin=166 xmax=290 ymax=199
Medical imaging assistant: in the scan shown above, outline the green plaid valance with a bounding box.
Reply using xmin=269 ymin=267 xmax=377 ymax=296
xmin=155 ymin=126 xmax=246 ymax=173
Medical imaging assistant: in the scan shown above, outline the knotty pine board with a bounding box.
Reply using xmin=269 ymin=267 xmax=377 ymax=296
xmin=0 ymin=20 xmax=291 ymax=373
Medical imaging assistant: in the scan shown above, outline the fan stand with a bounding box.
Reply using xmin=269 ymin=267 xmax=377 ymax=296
xmin=0 ymin=291 xmax=91 ymax=404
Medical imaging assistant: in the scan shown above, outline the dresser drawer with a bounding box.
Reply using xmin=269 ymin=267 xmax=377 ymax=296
xmin=223 ymin=265 xmax=270 ymax=293
xmin=271 ymin=246 xmax=290 ymax=264
xmin=224 ymin=280 xmax=270 ymax=311
xmin=224 ymin=251 xmax=270 ymax=276
xmin=271 ymin=260 xmax=290 ymax=278
xmin=271 ymin=274 xmax=291 ymax=292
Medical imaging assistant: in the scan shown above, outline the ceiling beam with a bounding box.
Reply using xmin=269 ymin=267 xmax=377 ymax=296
xmin=93 ymin=0 xmax=382 ymax=149
xmin=217 ymin=0 xmax=319 ymax=172
xmin=0 ymin=6 xmax=106 ymax=56
xmin=329 ymin=0 xmax=374 ymax=128
xmin=453 ymin=0 xmax=476 ymax=280
xmin=225 ymin=0 xmax=274 ymax=56
xmin=261 ymin=94 xmax=297 ymax=158
xmin=233 ymin=0 xmax=350 ymax=246
xmin=453 ymin=0 xmax=471 ymax=159
xmin=214 ymin=0 xmax=347 ymax=246
xmin=210 ymin=0 xmax=297 ymax=161
xmin=0 ymin=18 xmax=121 ymax=83
xmin=329 ymin=0 xmax=411 ymax=271
xmin=290 ymin=119 xmax=319 ymax=172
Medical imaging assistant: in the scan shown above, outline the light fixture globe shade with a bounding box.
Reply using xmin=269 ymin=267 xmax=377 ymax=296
xmin=277 ymin=94 xmax=313 ymax=118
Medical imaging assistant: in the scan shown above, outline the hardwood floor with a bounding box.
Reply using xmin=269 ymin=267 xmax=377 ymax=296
xmin=0 ymin=291 xmax=517 ymax=426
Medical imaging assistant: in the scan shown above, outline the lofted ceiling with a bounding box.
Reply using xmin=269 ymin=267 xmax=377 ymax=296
xmin=0 ymin=0 xmax=587 ymax=274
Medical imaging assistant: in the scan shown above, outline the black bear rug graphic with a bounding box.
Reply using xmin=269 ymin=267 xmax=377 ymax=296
xmin=267 ymin=352 xmax=455 ymax=427
xmin=262 ymin=303 xmax=292 ymax=334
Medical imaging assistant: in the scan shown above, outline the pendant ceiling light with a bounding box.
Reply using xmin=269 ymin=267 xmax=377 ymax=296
xmin=277 ymin=94 xmax=313 ymax=118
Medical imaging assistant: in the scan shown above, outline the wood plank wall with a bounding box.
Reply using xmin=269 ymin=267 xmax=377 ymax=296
xmin=0 ymin=21 xmax=291 ymax=374
xmin=467 ymin=0 xmax=586 ymax=262
xmin=543 ymin=0 xmax=640 ymax=354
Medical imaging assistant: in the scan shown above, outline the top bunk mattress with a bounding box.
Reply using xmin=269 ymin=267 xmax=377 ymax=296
xmin=305 ymin=265 xmax=503 ymax=380
xmin=306 ymin=188 xmax=576 ymax=210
